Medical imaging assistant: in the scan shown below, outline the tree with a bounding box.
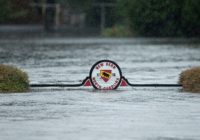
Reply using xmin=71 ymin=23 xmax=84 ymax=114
xmin=117 ymin=0 xmax=200 ymax=37
xmin=0 ymin=0 xmax=32 ymax=24
xmin=0 ymin=0 xmax=12 ymax=23
xmin=182 ymin=0 xmax=200 ymax=37
xmin=118 ymin=0 xmax=184 ymax=37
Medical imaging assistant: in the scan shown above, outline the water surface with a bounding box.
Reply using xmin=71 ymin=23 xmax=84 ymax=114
xmin=0 ymin=38 xmax=200 ymax=140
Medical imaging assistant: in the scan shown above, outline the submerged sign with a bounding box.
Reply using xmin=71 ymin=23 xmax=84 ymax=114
xmin=90 ymin=60 xmax=122 ymax=90
xmin=83 ymin=60 xmax=129 ymax=90
xmin=30 ymin=60 xmax=181 ymax=90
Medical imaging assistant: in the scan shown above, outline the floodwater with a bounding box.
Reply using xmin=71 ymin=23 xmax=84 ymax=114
xmin=0 ymin=37 xmax=200 ymax=140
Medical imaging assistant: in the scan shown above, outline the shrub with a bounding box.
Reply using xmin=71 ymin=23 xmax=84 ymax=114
xmin=0 ymin=64 xmax=29 ymax=93
xmin=102 ymin=25 xmax=132 ymax=37
xmin=179 ymin=67 xmax=200 ymax=93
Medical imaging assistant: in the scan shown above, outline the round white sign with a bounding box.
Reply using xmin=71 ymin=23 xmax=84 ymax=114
xmin=90 ymin=60 xmax=122 ymax=90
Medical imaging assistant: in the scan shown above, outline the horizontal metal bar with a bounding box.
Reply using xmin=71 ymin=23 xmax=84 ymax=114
xmin=128 ymin=84 xmax=182 ymax=87
xmin=30 ymin=83 xmax=182 ymax=88
xmin=122 ymin=77 xmax=182 ymax=87
xmin=30 ymin=84 xmax=83 ymax=87
xmin=30 ymin=77 xmax=89 ymax=88
xmin=29 ymin=76 xmax=182 ymax=88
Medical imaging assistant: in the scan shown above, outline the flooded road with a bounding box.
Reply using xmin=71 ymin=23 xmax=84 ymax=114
xmin=0 ymin=38 xmax=200 ymax=140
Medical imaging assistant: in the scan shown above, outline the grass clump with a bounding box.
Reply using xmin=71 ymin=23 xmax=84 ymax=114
xmin=179 ymin=67 xmax=200 ymax=93
xmin=0 ymin=64 xmax=29 ymax=93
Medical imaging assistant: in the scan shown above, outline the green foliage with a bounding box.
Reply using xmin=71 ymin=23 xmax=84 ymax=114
xmin=179 ymin=67 xmax=200 ymax=93
xmin=0 ymin=65 xmax=29 ymax=93
xmin=118 ymin=0 xmax=183 ymax=36
xmin=117 ymin=0 xmax=200 ymax=37
xmin=1 ymin=0 xmax=199 ymax=37
xmin=0 ymin=0 xmax=30 ymax=23
xmin=0 ymin=0 xmax=12 ymax=22
xmin=182 ymin=0 xmax=200 ymax=37
xmin=102 ymin=25 xmax=132 ymax=37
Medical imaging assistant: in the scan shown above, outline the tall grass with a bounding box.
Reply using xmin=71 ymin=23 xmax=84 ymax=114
xmin=179 ymin=67 xmax=200 ymax=93
xmin=0 ymin=64 xmax=29 ymax=93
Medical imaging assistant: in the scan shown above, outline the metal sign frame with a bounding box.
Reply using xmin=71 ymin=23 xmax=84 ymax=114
xmin=30 ymin=60 xmax=181 ymax=89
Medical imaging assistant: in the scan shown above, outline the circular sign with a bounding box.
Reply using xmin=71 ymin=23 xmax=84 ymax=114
xmin=90 ymin=60 xmax=122 ymax=90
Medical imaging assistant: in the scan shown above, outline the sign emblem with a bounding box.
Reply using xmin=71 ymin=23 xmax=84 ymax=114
xmin=90 ymin=60 xmax=122 ymax=90
xmin=100 ymin=70 xmax=112 ymax=82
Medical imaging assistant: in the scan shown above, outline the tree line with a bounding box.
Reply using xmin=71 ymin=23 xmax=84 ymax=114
xmin=0 ymin=0 xmax=199 ymax=37
xmin=118 ymin=0 xmax=200 ymax=37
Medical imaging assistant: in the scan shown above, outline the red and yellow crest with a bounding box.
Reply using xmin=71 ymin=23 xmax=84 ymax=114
xmin=100 ymin=70 xmax=112 ymax=82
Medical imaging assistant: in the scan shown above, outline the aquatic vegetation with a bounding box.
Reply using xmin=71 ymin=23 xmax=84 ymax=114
xmin=179 ymin=67 xmax=200 ymax=93
xmin=0 ymin=64 xmax=29 ymax=93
